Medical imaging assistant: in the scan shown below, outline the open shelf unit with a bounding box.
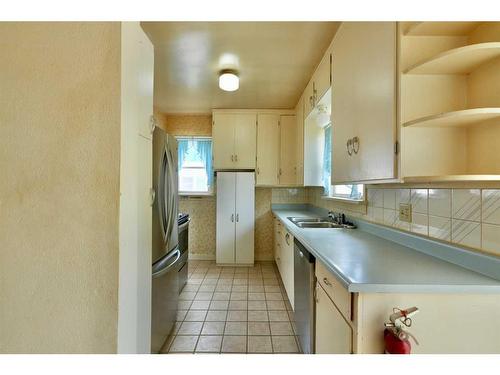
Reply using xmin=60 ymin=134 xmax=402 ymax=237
xmin=403 ymin=22 xmax=481 ymax=36
xmin=404 ymin=42 xmax=500 ymax=74
xmin=399 ymin=22 xmax=500 ymax=181
xmin=402 ymin=108 xmax=500 ymax=128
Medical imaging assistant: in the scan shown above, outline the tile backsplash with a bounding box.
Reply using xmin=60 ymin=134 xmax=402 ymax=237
xmin=365 ymin=187 xmax=500 ymax=256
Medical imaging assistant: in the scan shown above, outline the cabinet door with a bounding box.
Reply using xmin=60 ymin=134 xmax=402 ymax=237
xmin=256 ymin=114 xmax=280 ymax=185
xmin=235 ymin=172 xmax=255 ymax=264
xmin=279 ymin=115 xmax=297 ymax=185
xmin=233 ymin=113 xmax=257 ymax=169
xmin=314 ymin=49 xmax=332 ymax=104
xmin=295 ymin=96 xmax=304 ymax=185
xmin=304 ymin=79 xmax=315 ymax=117
xmin=216 ymin=172 xmax=236 ymax=264
xmin=315 ymin=283 xmax=352 ymax=354
xmin=282 ymin=230 xmax=294 ymax=310
xmin=274 ymin=219 xmax=282 ymax=270
xmin=212 ymin=113 xmax=236 ymax=170
xmin=332 ymin=22 xmax=397 ymax=183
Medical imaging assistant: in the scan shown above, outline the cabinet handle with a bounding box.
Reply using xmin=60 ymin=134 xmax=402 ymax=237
xmin=285 ymin=233 xmax=290 ymax=246
xmin=149 ymin=115 xmax=156 ymax=134
xmin=149 ymin=188 xmax=156 ymax=206
xmin=279 ymin=168 xmax=282 ymax=176
xmin=256 ymin=167 xmax=260 ymax=175
xmin=346 ymin=139 xmax=353 ymax=156
xmin=352 ymin=136 xmax=360 ymax=154
xmin=231 ymin=155 xmax=234 ymax=162
xmin=323 ymin=277 xmax=332 ymax=286
xmin=231 ymin=214 xmax=234 ymax=222
xmin=236 ymin=213 xmax=239 ymax=222
xmin=235 ymin=154 xmax=238 ymax=162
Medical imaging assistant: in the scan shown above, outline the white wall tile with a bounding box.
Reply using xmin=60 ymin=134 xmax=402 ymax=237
xmin=482 ymin=189 xmax=500 ymax=225
xmin=395 ymin=189 xmax=410 ymax=207
xmin=482 ymin=223 xmax=500 ymax=255
xmin=411 ymin=213 xmax=428 ymax=235
xmin=428 ymin=189 xmax=451 ymax=218
xmin=410 ymin=189 xmax=428 ymax=214
xmin=383 ymin=190 xmax=396 ymax=209
xmin=367 ymin=206 xmax=383 ymax=223
xmin=383 ymin=208 xmax=396 ymax=226
xmin=367 ymin=188 xmax=383 ymax=208
xmin=428 ymin=215 xmax=451 ymax=242
xmin=452 ymin=189 xmax=480 ymax=222
xmin=452 ymin=219 xmax=481 ymax=249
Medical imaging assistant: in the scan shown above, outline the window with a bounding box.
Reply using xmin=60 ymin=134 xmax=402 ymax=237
xmin=321 ymin=124 xmax=364 ymax=201
xmin=177 ymin=137 xmax=213 ymax=194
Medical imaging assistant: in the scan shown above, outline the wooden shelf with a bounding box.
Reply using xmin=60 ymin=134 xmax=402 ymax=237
xmin=403 ymin=108 xmax=500 ymax=128
xmin=404 ymin=22 xmax=481 ymax=36
xmin=404 ymin=42 xmax=500 ymax=74
xmin=403 ymin=175 xmax=500 ymax=183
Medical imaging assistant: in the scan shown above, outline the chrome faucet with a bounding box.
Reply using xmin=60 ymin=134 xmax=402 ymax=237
xmin=328 ymin=211 xmax=343 ymax=224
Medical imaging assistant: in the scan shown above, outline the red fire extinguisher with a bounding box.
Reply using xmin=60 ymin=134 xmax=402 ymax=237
xmin=384 ymin=307 xmax=419 ymax=354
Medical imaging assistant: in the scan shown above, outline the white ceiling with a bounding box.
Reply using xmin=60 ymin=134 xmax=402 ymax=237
xmin=141 ymin=22 xmax=340 ymax=113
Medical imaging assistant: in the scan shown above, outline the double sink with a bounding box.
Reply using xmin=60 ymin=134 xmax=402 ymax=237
xmin=287 ymin=216 xmax=356 ymax=229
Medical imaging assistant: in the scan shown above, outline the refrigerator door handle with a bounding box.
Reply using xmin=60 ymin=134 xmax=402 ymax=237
xmin=152 ymin=248 xmax=181 ymax=278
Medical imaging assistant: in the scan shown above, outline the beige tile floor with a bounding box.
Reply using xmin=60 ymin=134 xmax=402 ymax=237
xmin=161 ymin=260 xmax=301 ymax=354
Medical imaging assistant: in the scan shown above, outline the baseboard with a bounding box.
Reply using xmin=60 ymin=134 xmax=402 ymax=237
xmin=188 ymin=253 xmax=216 ymax=261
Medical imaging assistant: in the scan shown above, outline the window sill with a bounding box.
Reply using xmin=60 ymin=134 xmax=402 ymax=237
xmin=320 ymin=195 xmax=366 ymax=204
xmin=179 ymin=192 xmax=214 ymax=197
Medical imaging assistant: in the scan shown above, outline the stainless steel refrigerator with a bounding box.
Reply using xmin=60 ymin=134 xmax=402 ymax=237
xmin=151 ymin=127 xmax=180 ymax=353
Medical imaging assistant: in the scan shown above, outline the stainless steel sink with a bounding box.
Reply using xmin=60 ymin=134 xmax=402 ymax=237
xmin=288 ymin=217 xmax=330 ymax=223
xmin=295 ymin=222 xmax=344 ymax=228
xmin=286 ymin=216 xmax=355 ymax=229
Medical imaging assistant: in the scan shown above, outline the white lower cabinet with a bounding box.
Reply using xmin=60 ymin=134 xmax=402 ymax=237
xmin=315 ymin=282 xmax=352 ymax=354
xmin=273 ymin=217 xmax=294 ymax=309
xmin=216 ymin=172 xmax=255 ymax=265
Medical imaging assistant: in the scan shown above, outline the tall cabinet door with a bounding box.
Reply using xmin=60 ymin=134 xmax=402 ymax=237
xmin=235 ymin=172 xmax=255 ymax=264
xmin=233 ymin=114 xmax=257 ymax=169
xmin=212 ymin=113 xmax=236 ymax=170
xmin=295 ymin=96 xmax=304 ymax=185
xmin=279 ymin=115 xmax=297 ymax=185
xmin=315 ymin=283 xmax=352 ymax=354
xmin=332 ymin=22 xmax=397 ymax=183
xmin=216 ymin=172 xmax=236 ymax=264
xmin=256 ymin=114 xmax=280 ymax=185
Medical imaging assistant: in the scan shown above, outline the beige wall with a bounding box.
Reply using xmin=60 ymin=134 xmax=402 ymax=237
xmin=0 ymin=22 xmax=121 ymax=353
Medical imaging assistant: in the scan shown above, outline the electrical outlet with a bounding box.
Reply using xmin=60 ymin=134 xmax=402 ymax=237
xmin=399 ymin=203 xmax=412 ymax=223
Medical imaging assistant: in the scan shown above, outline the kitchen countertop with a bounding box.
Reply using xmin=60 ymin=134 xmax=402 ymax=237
xmin=272 ymin=207 xmax=500 ymax=293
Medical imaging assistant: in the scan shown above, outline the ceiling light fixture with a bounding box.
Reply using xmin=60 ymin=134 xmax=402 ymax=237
xmin=218 ymin=70 xmax=239 ymax=92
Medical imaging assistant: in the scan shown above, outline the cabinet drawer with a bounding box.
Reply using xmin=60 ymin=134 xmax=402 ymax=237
xmin=315 ymin=260 xmax=351 ymax=321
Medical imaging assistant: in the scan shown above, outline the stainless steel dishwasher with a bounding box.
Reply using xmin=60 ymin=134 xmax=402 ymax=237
xmin=293 ymin=238 xmax=315 ymax=354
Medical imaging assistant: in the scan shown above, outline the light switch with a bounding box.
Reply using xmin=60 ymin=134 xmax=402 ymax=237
xmin=399 ymin=203 xmax=412 ymax=223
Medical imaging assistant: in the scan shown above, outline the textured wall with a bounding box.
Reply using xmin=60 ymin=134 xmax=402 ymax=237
xmin=0 ymin=22 xmax=121 ymax=353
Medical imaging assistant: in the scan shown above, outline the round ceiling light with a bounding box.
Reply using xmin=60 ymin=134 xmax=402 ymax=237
xmin=218 ymin=70 xmax=239 ymax=92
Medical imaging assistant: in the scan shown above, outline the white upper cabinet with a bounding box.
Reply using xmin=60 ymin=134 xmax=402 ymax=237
xmin=314 ymin=49 xmax=333 ymax=105
xmin=295 ymin=96 xmax=305 ymax=186
xmin=256 ymin=114 xmax=280 ymax=185
xmin=233 ymin=114 xmax=257 ymax=169
xmin=279 ymin=115 xmax=297 ymax=185
xmin=331 ymin=22 xmax=397 ymax=184
xmin=212 ymin=112 xmax=256 ymax=170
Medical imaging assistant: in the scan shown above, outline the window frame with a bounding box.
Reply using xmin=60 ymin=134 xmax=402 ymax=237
xmin=176 ymin=136 xmax=214 ymax=197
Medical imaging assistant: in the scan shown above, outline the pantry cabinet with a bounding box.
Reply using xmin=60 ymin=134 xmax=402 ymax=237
xmin=315 ymin=282 xmax=352 ymax=354
xmin=216 ymin=172 xmax=254 ymax=265
xmin=331 ymin=22 xmax=397 ymax=184
xmin=212 ymin=112 xmax=256 ymax=170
